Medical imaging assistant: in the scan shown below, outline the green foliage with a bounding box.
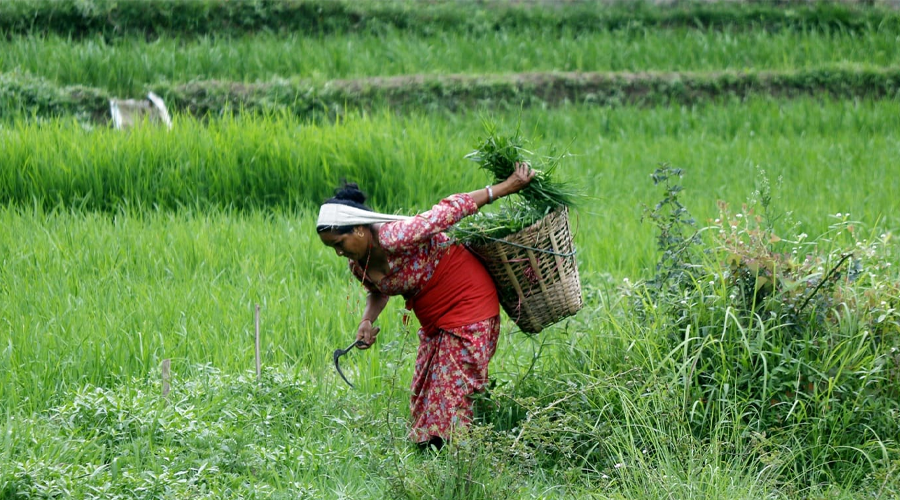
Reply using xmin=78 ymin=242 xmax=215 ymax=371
xmin=639 ymin=166 xmax=701 ymax=313
xmin=449 ymin=119 xmax=578 ymax=244
xmin=1 ymin=0 xmax=897 ymax=39
xmin=635 ymin=169 xmax=900 ymax=485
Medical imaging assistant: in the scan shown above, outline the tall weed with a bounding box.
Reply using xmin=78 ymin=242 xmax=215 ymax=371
xmin=635 ymin=167 xmax=900 ymax=486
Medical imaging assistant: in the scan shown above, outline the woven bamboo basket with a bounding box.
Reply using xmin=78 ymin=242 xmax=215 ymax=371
xmin=469 ymin=206 xmax=583 ymax=333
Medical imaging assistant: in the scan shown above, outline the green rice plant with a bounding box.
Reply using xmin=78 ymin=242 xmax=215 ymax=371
xmin=1 ymin=96 xmax=898 ymax=277
xmin=0 ymin=111 xmax=484 ymax=214
xmin=4 ymin=27 xmax=900 ymax=95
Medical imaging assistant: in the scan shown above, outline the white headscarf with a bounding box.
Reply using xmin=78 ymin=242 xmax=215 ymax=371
xmin=316 ymin=203 xmax=411 ymax=229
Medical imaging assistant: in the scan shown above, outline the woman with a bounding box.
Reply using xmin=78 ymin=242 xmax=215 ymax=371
xmin=316 ymin=163 xmax=534 ymax=448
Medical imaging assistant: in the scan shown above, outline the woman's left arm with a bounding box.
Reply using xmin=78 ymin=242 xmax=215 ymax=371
xmin=356 ymin=290 xmax=389 ymax=349
xmin=467 ymin=162 xmax=535 ymax=209
xmin=379 ymin=163 xmax=535 ymax=251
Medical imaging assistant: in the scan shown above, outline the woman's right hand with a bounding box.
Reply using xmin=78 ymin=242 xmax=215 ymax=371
xmin=356 ymin=319 xmax=380 ymax=349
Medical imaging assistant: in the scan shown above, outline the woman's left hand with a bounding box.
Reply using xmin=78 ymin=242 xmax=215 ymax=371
xmin=503 ymin=162 xmax=536 ymax=195
xmin=470 ymin=162 xmax=536 ymax=208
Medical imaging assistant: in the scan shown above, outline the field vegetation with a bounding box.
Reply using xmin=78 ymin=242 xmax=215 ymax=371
xmin=4 ymin=27 xmax=900 ymax=96
xmin=1 ymin=1 xmax=898 ymax=498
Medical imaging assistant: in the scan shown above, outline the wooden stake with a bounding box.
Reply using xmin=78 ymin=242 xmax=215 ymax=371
xmin=255 ymin=304 xmax=261 ymax=382
xmin=161 ymin=358 xmax=171 ymax=399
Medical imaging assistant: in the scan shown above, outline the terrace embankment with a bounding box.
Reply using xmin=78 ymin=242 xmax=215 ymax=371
xmin=3 ymin=66 xmax=899 ymax=124
xmin=3 ymin=0 xmax=898 ymax=122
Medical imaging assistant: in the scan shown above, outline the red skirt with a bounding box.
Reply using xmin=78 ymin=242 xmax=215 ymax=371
xmin=408 ymin=315 xmax=500 ymax=443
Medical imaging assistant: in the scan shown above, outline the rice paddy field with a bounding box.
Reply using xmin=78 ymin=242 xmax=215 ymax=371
xmin=1 ymin=1 xmax=899 ymax=498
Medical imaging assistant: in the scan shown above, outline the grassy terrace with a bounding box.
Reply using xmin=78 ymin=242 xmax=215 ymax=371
xmin=2 ymin=27 xmax=899 ymax=95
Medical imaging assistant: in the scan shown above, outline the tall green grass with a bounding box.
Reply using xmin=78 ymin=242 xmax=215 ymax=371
xmin=2 ymin=98 xmax=898 ymax=273
xmin=3 ymin=27 xmax=898 ymax=95
xmin=0 ymin=206 xmax=341 ymax=410
xmin=5 ymin=204 xmax=893 ymax=497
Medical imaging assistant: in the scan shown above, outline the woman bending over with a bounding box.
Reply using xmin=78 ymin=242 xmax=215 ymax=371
xmin=317 ymin=164 xmax=534 ymax=448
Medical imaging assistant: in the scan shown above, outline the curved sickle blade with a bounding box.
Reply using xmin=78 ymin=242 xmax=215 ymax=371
xmin=333 ymin=340 xmax=364 ymax=388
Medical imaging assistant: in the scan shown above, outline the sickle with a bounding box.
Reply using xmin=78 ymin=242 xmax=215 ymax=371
xmin=333 ymin=339 xmax=366 ymax=388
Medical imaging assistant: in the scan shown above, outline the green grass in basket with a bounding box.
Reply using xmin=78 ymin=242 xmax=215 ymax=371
xmin=451 ymin=198 xmax=557 ymax=245
xmin=452 ymin=120 xmax=577 ymax=245
xmin=464 ymin=119 xmax=577 ymax=210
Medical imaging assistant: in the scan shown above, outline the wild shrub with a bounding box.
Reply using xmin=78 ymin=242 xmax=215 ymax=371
xmin=637 ymin=167 xmax=900 ymax=486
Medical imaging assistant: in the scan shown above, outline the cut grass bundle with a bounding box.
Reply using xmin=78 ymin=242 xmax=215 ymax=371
xmin=454 ymin=120 xmax=584 ymax=333
xmin=464 ymin=118 xmax=576 ymax=210
xmin=452 ymin=119 xmax=578 ymax=245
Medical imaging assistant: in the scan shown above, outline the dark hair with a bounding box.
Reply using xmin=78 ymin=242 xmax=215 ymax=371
xmin=316 ymin=181 xmax=373 ymax=234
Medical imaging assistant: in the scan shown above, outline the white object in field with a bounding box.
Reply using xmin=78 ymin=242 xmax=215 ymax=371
xmin=109 ymin=92 xmax=173 ymax=130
